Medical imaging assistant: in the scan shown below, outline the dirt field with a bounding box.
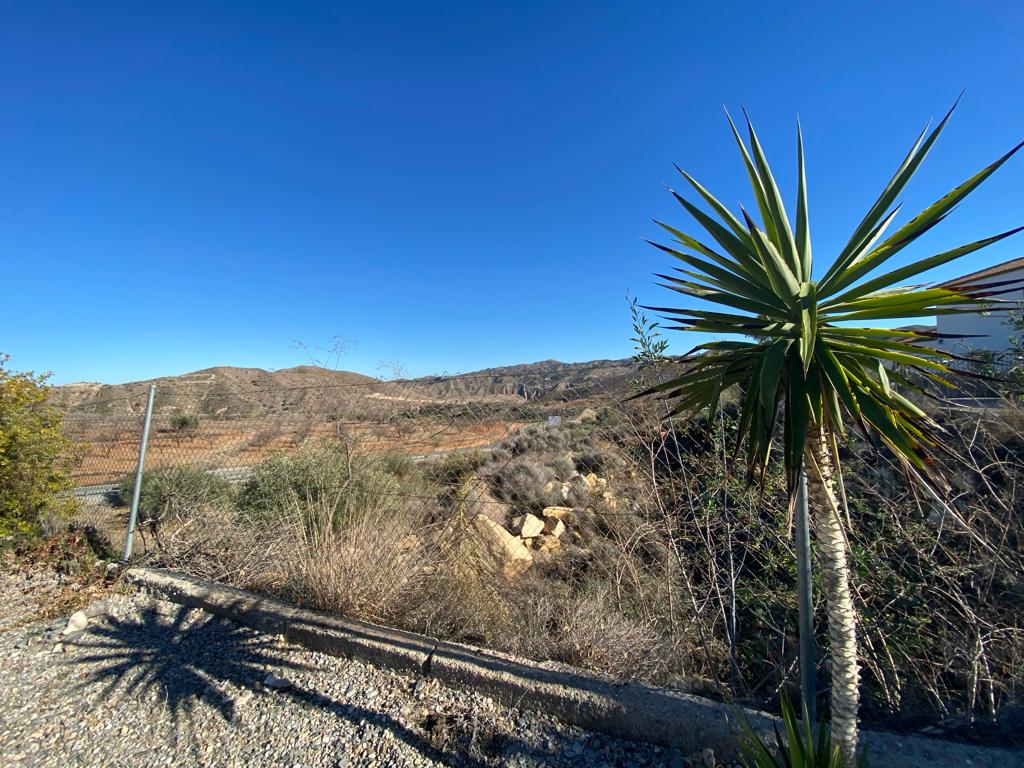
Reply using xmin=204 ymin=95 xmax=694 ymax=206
xmin=64 ymin=418 xmax=525 ymax=487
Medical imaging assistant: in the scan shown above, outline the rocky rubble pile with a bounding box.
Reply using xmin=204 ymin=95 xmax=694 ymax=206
xmin=469 ymin=472 xmax=615 ymax=578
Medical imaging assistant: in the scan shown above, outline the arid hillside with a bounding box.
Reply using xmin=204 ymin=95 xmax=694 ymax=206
xmin=53 ymin=359 xmax=643 ymax=419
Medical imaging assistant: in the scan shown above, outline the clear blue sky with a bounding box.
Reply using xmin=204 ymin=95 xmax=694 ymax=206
xmin=4 ymin=1 xmax=1023 ymax=384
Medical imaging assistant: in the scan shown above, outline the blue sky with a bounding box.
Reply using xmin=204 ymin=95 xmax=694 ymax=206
xmin=3 ymin=1 xmax=1023 ymax=384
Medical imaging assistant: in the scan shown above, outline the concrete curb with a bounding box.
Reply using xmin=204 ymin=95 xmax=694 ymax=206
xmin=124 ymin=566 xmax=771 ymax=758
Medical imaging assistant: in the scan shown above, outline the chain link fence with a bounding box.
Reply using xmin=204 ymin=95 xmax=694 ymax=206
xmin=58 ymin=363 xmax=650 ymax=548
xmin=49 ymin=361 xmax=1024 ymax=731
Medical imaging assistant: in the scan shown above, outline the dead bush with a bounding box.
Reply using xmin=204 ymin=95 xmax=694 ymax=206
xmin=152 ymin=503 xmax=283 ymax=589
xmin=551 ymin=586 xmax=665 ymax=679
xmin=282 ymin=495 xmax=439 ymax=625
xmin=487 ymin=459 xmax=559 ymax=513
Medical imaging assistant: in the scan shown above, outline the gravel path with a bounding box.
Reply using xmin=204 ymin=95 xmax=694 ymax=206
xmin=1 ymin=571 xmax=1022 ymax=768
xmin=0 ymin=592 xmax=707 ymax=768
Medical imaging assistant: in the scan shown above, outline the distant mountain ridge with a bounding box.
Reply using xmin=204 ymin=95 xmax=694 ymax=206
xmin=53 ymin=359 xmax=641 ymax=418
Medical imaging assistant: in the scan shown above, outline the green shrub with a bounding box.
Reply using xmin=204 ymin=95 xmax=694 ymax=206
xmin=378 ymin=450 xmax=417 ymax=479
xmin=736 ymin=695 xmax=863 ymax=767
xmin=118 ymin=467 xmax=232 ymax=523
xmin=170 ymin=413 xmax=200 ymax=431
xmin=0 ymin=355 xmax=78 ymax=539
xmin=237 ymin=439 xmax=415 ymax=528
xmin=423 ymin=450 xmax=489 ymax=487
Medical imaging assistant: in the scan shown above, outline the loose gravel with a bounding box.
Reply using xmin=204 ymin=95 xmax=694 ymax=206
xmin=0 ymin=592 xmax=710 ymax=768
xmin=1 ymin=571 xmax=1022 ymax=768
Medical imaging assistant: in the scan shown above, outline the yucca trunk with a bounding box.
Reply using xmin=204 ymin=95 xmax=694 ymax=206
xmin=805 ymin=427 xmax=860 ymax=765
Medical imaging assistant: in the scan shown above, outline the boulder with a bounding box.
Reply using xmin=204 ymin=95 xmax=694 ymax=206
xmin=575 ymin=408 xmax=599 ymax=423
xmin=471 ymin=515 xmax=533 ymax=578
xmin=543 ymin=517 xmax=566 ymax=538
xmin=542 ymin=505 xmax=573 ymax=520
xmin=517 ymin=513 xmax=545 ymax=539
xmin=467 ymin=486 xmax=510 ymax=525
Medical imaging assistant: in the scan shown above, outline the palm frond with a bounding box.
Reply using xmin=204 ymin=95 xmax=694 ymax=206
xmin=644 ymin=102 xmax=1022 ymax=493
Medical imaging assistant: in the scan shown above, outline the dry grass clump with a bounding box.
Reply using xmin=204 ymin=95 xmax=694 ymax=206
xmin=550 ymin=586 xmax=665 ymax=676
xmin=281 ymin=495 xmax=439 ymax=625
xmin=151 ymin=503 xmax=286 ymax=589
xmin=407 ymin=544 xmax=681 ymax=682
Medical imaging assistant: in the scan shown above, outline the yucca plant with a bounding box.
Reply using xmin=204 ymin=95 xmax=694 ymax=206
xmin=639 ymin=103 xmax=1022 ymax=764
xmin=736 ymin=695 xmax=864 ymax=768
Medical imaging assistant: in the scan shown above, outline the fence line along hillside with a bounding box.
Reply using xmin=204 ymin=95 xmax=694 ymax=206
xmin=53 ymin=361 xmax=1024 ymax=740
xmin=59 ymin=361 xmax=648 ymax=492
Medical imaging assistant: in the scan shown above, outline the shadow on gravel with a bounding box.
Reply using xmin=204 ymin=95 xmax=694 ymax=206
xmin=67 ymin=605 xmax=497 ymax=768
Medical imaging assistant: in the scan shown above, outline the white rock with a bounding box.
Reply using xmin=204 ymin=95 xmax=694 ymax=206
xmin=471 ymin=515 xmax=533 ymax=578
xmin=263 ymin=672 xmax=292 ymax=690
xmin=542 ymin=505 xmax=573 ymax=519
xmin=62 ymin=611 xmax=89 ymax=635
xmin=83 ymin=599 xmax=110 ymax=619
xmin=517 ymin=513 xmax=545 ymax=539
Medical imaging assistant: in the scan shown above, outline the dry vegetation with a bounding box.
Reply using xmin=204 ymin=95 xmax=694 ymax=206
xmin=96 ymin=397 xmax=1024 ymax=742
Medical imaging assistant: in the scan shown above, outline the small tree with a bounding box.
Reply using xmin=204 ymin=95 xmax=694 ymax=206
xmin=0 ymin=354 xmax=77 ymax=538
xmin=170 ymin=413 xmax=200 ymax=432
xmin=628 ymin=291 xmax=670 ymax=390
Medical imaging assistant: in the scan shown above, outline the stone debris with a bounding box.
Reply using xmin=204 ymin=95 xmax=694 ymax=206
xmin=543 ymin=517 xmax=565 ymax=538
xmin=0 ymin=569 xmax=1015 ymax=767
xmin=82 ymin=600 xmax=110 ymax=619
xmin=542 ymin=506 xmax=572 ymax=520
xmin=472 ymin=514 xmax=533 ymax=577
xmin=61 ymin=611 xmax=89 ymax=635
xmin=517 ymin=514 xmax=545 ymax=539
xmin=0 ymin=592 xmax=737 ymax=767
xmin=535 ymin=535 xmax=561 ymax=552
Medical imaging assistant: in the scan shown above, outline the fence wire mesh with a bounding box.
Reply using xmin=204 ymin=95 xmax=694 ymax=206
xmin=50 ymin=361 xmax=1024 ymax=730
xmin=60 ymin=362 xmax=645 ymax=489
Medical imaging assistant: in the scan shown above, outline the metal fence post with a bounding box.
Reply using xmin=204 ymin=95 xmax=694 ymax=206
xmin=794 ymin=462 xmax=817 ymax=722
xmin=121 ymin=384 xmax=156 ymax=562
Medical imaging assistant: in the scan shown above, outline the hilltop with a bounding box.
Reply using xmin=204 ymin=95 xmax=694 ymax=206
xmin=52 ymin=359 xmax=642 ymax=418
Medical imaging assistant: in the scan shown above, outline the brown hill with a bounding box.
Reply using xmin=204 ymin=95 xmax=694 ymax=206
xmin=53 ymin=365 xmax=384 ymax=419
xmin=53 ymin=359 xmax=643 ymax=420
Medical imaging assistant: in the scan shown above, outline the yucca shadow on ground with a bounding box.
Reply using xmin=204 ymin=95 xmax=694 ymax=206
xmin=66 ymin=604 xmax=500 ymax=767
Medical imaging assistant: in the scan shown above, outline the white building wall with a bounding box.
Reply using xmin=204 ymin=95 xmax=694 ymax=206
xmin=935 ymin=266 xmax=1024 ymax=355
